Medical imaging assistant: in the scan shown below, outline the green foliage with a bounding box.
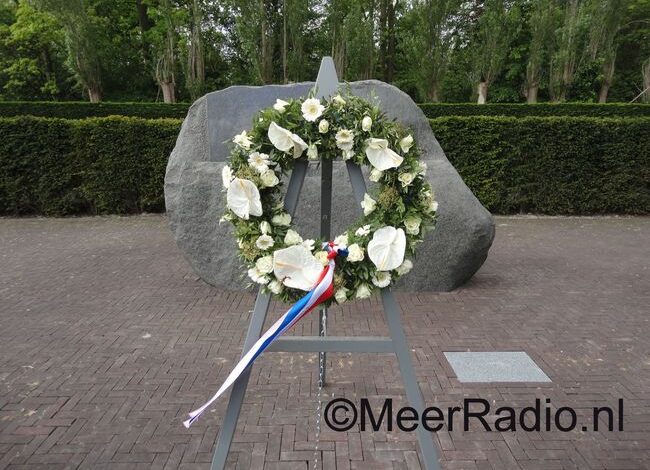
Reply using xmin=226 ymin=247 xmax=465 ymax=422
xmin=430 ymin=116 xmax=650 ymax=214
xmin=0 ymin=101 xmax=189 ymax=118
xmin=0 ymin=115 xmax=180 ymax=215
xmin=419 ymin=102 xmax=650 ymax=118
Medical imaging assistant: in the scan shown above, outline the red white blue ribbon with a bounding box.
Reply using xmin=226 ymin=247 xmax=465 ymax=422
xmin=184 ymin=242 xmax=347 ymax=428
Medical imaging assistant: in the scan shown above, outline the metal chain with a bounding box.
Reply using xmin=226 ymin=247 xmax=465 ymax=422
xmin=313 ymin=309 xmax=327 ymax=469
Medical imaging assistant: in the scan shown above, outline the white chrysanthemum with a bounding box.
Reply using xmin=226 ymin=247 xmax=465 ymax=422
xmin=301 ymin=98 xmax=325 ymax=122
xmin=233 ymin=130 xmax=253 ymax=149
xmin=268 ymin=122 xmax=308 ymax=158
xmin=347 ymin=243 xmax=364 ymax=262
xmin=369 ymin=168 xmax=383 ymax=182
xmin=367 ymin=226 xmax=406 ymax=271
xmin=404 ymin=216 xmax=421 ymax=235
xmin=360 ymin=193 xmax=376 ymax=216
xmin=248 ymin=152 xmax=271 ymax=172
xmin=260 ymin=221 xmax=271 ymax=234
xmin=362 ymin=116 xmax=372 ymax=132
xmin=256 ymin=234 xmax=275 ymax=250
xmin=332 ymin=94 xmax=346 ymax=106
xmin=222 ymin=165 xmax=233 ymax=189
xmin=398 ymin=172 xmax=415 ymax=187
xmin=271 ymin=213 xmax=291 ymax=226
xmin=355 ymin=225 xmax=371 ymax=237
xmin=399 ymin=134 xmax=414 ymax=153
xmin=355 ymin=284 xmax=372 ymax=299
xmin=318 ymin=119 xmax=329 ymax=133
xmin=307 ymin=143 xmax=318 ymax=160
xmin=365 ymin=138 xmax=403 ymax=171
xmin=226 ymin=178 xmax=263 ymax=219
xmin=248 ymin=266 xmax=269 ymax=284
xmin=260 ymin=169 xmax=279 ymax=188
xmin=335 ymin=287 xmax=349 ymax=304
xmin=335 ymin=129 xmax=355 ymax=151
xmin=395 ymin=259 xmax=413 ymax=276
xmin=334 ymin=233 xmax=349 ymax=248
xmin=273 ymin=99 xmax=289 ymax=112
xmin=268 ymin=279 xmax=283 ymax=294
xmin=256 ymin=255 xmax=274 ymax=274
xmin=372 ymin=271 xmax=391 ymax=288
xmin=284 ymin=229 xmax=303 ymax=245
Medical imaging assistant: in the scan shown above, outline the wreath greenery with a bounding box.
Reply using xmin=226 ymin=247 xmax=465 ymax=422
xmin=221 ymin=92 xmax=437 ymax=306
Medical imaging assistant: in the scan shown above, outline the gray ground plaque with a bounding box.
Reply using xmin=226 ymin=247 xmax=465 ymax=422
xmin=445 ymin=351 xmax=551 ymax=383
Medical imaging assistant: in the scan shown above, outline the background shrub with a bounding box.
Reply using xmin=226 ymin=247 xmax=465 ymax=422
xmin=430 ymin=116 xmax=650 ymax=214
xmin=419 ymin=103 xmax=650 ymax=119
xmin=0 ymin=101 xmax=190 ymax=119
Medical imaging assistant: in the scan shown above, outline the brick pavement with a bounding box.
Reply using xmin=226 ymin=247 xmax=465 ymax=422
xmin=0 ymin=215 xmax=648 ymax=470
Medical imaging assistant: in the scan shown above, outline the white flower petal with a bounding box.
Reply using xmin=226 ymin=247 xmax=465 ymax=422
xmin=367 ymin=226 xmax=406 ymax=271
xmin=273 ymin=245 xmax=323 ymax=291
xmin=226 ymin=178 xmax=263 ymax=219
xmin=268 ymin=122 xmax=294 ymax=153
xmin=365 ymin=138 xmax=404 ymax=171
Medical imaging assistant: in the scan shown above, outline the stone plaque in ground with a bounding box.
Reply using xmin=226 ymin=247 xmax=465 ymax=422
xmin=164 ymin=80 xmax=495 ymax=291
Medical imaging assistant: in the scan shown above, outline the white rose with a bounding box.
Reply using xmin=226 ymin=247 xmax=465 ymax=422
xmin=398 ymin=172 xmax=415 ymax=187
xmin=260 ymin=169 xmax=279 ymax=187
xmin=260 ymin=221 xmax=271 ymax=234
xmin=335 ymin=287 xmax=349 ymax=304
xmin=248 ymin=267 xmax=269 ymax=284
xmin=268 ymin=279 xmax=283 ymax=294
xmin=273 ymin=98 xmax=289 ymax=112
xmin=418 ymin=162 xmax=427 ymax=176
xmin=430 ymin=201 xmax=438 ymax=213
xmin=347 ymin=243 xmax=365 ymax=262
xmin=369 ymin=168 xmax=383 ymax=182
xmin=318 ymin=119 xmax=329 ymax=133
xmin=255 ymin=234 xmax=275 ymax=250
xmin=233 ymin=130 xmax=253 ymax=149
xmin=314 ymin=250 xmax=329 ymax=266
xmin=307 ymin=143 xmax=318 ymax=160
xmin=271 ymin=213 xmax=291 ymax=226
xmin=355 ymin=225 xmax=371 ymax=237
xmin=355 ymin=284 xmax=372 ymax=299
xmin=334 ymin=233 xmax=348 ymax=248
xmin=404 ymin=216 xmax=421 ymax=235
xmin=361 ymin=116 xmax=372 ymax=132
xmin=395 ymin=259 xmax=413 ymax=276
xmin=301 ymin=97 xmax=325 ymax=122
xmin=255 ymin=255 xmax=274 ymax=274
xmin=342 ymin=149 xmax=354 ymax=160
xmin=284 ymin=229 xmax=303 ymax=245
xmin=332 ymin=94 xmax=346 ymax=106
xmin=301 ymin=239 xmax=315 ymax=251
xmin=335 ymin=129 xmax=355 ymax=151
xmin=360 ymin=193 xmax=376 ymax=216
xmin=399 ymin=134 xmax=414 ymax=153
xmin=372 ymin=271 xmax=391 ymax=288
xmin=222 ymin=165 xmax=233 ymax=189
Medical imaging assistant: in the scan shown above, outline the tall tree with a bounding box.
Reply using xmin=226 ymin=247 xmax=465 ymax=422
xmin=524 ymin=0 xmax=559 ymax=102
xmin=184 ymin=0 xmax=205 ymax=99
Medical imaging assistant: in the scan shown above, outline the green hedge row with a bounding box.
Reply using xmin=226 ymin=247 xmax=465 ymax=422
xmin=430 ymin=116 xmax=650 ymax=214
xmin=1 ymin=115 xmax=647 ymax=216
xmin=419 ymin=102 xmax=650 ymax=118
xmin=0 ymin=101 xmax=190 ymax=119
xmin=0 ymin=116 xmax=180 ymax=215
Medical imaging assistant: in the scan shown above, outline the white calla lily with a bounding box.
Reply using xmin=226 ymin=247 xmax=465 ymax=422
xmin=226 ymin=178 xmax=263 ymax=219
xmin=365 ymin=138 xmax=404 ymax=171
xmin=273 ymin=245 xmax=323 ymax=291
xmin=268 ymin=122 xmax=308 ymax=158
xmin=367 ymin=226 xmax=406 ymax=271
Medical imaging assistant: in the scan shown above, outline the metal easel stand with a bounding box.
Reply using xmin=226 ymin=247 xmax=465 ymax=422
xmin=209 ymin=158 xmax=441 ymax=470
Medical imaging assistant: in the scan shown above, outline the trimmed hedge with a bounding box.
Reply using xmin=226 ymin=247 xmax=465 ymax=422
xmin=419 ymin=102 xmax=650 ymax=119
xmin=430 ymin=116 xmax=650 ymax=214
xmin=0 ymin=115 xmax=647 ymax=216
xmin=0 ymin=116 xmax=181 ymax=215
xmin=0 ymin=101 xmax=190 ymax=119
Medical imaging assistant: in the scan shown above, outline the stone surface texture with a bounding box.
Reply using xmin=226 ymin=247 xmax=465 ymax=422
xmin=164 ymin=80 xmax=495 ymax=291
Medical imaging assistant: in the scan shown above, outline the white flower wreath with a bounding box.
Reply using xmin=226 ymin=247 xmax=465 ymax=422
xmin=221 ymin=92 xmax=438 ymax=305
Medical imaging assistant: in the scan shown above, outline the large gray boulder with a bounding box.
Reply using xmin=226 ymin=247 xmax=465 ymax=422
xmin=164 ymin=80 xmax=494 ymax=291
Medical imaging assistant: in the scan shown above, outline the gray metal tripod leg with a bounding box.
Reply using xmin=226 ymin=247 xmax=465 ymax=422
xmin=210 ymin=292 xmax=271 ymax=470
xmin=381 ymin=289 xmax=441 ymax=470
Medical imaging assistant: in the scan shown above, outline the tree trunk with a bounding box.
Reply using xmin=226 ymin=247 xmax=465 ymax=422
xmin=598 ymin=83 xmax=609 ymax=103
xmin=161 ymin=81 xmax=176 ymax=103
xmin=477 ymin=82 xmax=488 ymax=104
xmin=429 ymin=83 xmax=440 ymax=102
xmin=88 ymin=87 xmax=102 ymax=103
xmin=526 ymin=85 xmax=538 ymax=103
